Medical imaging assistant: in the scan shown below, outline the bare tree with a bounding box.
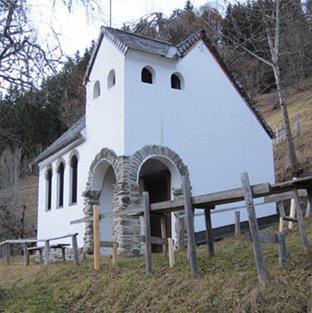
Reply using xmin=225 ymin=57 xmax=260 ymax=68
xmin=208 ymin=0 xmax=302 ymax=177
xmin=0 ymin=0 xmax=101 ymax=91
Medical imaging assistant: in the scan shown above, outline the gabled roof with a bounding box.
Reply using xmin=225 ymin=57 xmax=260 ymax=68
xmin=83 ymin=27 xmax=274 ymax=139
xmin=33 ymin=115 xmax=86 ymax=165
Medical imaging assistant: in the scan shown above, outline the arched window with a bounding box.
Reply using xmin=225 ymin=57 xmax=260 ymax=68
xmin=70 ymin=155 xmax=78 ymax=204
xmin=57 ymin=162 xmax=65 ymax=208
xmin=141 ymin=67 xmax=154 ymax=84
xmin=93 ymin=80 xmax=101 ymax=99
xmin=107 ymin=69 xmax=116 ymax=88
xmin=45 ymin=168 xmax=52 ymax=211
xmin=171 ymin=73 xmax=183 ymax=90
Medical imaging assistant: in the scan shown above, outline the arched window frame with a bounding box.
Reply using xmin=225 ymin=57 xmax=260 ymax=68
xmin=141 ymin=66 xmax=155 ymax=84
xmin=93 ymin=80 xmax=101 ymax=99
xmin=68 ymin=151 xmax=79 ymax=205
xmin=171 ymin=72 xmax=184 ymax=90
xmin=56 ymin=160 xmax=65 ymax=208
xmin=45 ymin=166 xmax=53 ymax=211
xmin=107 ymin=69 xmax=116 ymax=89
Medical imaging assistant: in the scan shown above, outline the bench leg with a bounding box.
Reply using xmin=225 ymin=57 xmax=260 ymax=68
xmin=61 ymin=248 xmax=66 ymax=262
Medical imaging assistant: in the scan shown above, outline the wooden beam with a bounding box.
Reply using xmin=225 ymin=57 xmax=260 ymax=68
xmin=183 ymin=176 xmax=199 ymax=278
xmin=112 ymin=242 xmax=118 ymax=266
xmin=241 ymin=172 xmax=266 ymax=285
xmin=204 ymin=207 xmax=214 ymax=257
xmin=306 ymin=188 xmax=312 ymax=218
xmin=143 ymin=192 xmax=152 ymax=274
xmin=278 ymin=202 xmax=286 ymax=233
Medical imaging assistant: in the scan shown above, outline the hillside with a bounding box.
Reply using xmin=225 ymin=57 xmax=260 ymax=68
xmin=0 ymin=220 xmax=311 ymax=313
xmin=257 ymin=82 xmax=312 ymax=182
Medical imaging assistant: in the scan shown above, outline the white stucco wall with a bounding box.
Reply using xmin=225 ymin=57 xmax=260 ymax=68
xmin=123 ymin=40 xmax=275 ymax=231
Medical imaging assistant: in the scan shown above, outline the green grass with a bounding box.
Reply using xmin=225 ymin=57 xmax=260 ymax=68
xmin=1 ymin=220 xmax=312 ymax=313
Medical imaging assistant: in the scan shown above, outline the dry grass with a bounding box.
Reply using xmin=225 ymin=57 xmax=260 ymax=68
xmin=0 ymin=220 xmax=312 ymax=313
xmin=257 ymin=85 xmax=312 ymax=181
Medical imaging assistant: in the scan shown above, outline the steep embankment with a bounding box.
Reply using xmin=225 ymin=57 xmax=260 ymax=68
xmin=0 ymin=220 xmax=312 ymax=313
xmin=257 ymin=84 xmax=312 ymax=182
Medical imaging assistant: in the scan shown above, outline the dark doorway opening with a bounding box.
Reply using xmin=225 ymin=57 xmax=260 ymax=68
xmin=139 ymin=159 xmax=172 ymax=252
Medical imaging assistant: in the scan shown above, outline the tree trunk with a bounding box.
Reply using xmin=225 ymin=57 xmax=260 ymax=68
xmin=272 ymin=64 xmax=301 ymax=176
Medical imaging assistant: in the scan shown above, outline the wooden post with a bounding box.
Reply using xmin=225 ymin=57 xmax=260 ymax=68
xmin=143 ymin=192 xmax=153 ymax=274
xmin=278 ymin=202 xmax=286 ymax=233
xmin=38 ymin=249 xmax=43 ymax=264
xmin=93 ymin=206 xmax=100 ymax=270
xmin=112 ymin=242 xmax=117 ymax=266
xmin=44 ymin=240 xmax=50 ymax=266
xmin=288 ymin=196 xmax=296 ymax=230
xmin=306 ymin=188 xmax=312 ymax=218
xmin=235 ymin=210 xmax=241 ymax=236
xmin=204 ymin=207 xmax=214 ymax=257
xmin=182 ymin=175 xmax=199 ymax=278
xmin=168 ymin=238 xmax=175 ymax=268
xmin=61 ymin=248 xmax=66 ymax=262
xmin=176 ymin=214 xmax=185 ymax=250
xmin=241 ymin=172 xmax=266 ymax=285
xmin=5 ymin=243 xmax=10 ymax=265
xmin=277 ymin=232 xmax=286 ymax=267
xmin=293 ymin=190 xmax=310 ymax=252
xmin=23 ymin=243 xmax=29 ymax=266
xmin=71 ymin=234 xmax=79 ymax=264
xmin=160 ymin=215 xmax=168 ymax=257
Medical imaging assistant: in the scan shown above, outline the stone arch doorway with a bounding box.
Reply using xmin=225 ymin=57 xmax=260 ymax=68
xmin=138 ymin=155 xmax=183 ymax=252
xmin=91 ymin=160 xmax=116 ymax=255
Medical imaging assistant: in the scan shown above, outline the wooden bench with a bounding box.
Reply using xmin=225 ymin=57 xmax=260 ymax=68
xmin=27 ymin=244 xmax=70 ymax=264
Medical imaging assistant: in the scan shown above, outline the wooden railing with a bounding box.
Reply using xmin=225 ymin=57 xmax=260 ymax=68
xmin=0 ymin=233 xmax=79 ymax=266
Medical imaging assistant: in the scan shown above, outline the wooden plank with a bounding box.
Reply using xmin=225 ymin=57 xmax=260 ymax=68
xmin=44 ymin=240 xmax=50 ymax=266
xmin=160 ymin=216 xmax=167 ymax=257
xmin=168 ymin=238 xmax=175 ymax=268
xmin=70 ymin=217 xmax=91 ymax=225
xmin=272 ymin=175 xmax=312 ymax=191
xmin=264 ymin=189 xmax=307 ymax=203
xmin=119 ymin=182 xmax=272 ymax=216
xmin=93 ymin=206 xmax=100 ymax=270
xmin=112 ymin=242 xmax=117 ymax=266
xmin=235 ymin=211 xmax=241 ymax=236
xmin=183 ymin=176 xmax=199 ymax=278
xmin=71 ymin=234 xmax=79 ymax=264
xmin=293 ymin=190 xmax=310 ymax=252
xmin=23 ymin=243 xmax=29 ymax=266
xmin=241 ymin=172 xmax=266 ymax=285
xmin=61 ymin=248 xmax=66 ymax=262
xmin=138 ymin=235 xmax=167 ymax=246
xmin=282 ymin=216 xmax=298 ymax=223
xmin=204 ymin=207 xmax=214 ymax=257
xmin=143 ymin=192 xmax=152 ymax=274
xmin=277 ymin=232 xmax=286 ymax=267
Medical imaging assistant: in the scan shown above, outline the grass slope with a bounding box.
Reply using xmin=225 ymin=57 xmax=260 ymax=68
xmin=257 ymin=84 xmax=312 ymax=181
xmin=0 ymin=220 xmax=312 ymax=313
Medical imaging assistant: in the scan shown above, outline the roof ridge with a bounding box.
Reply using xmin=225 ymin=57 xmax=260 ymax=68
xmin=103 ymin=26 xmax=173 ymax=46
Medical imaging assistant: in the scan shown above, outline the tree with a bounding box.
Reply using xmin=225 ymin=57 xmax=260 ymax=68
xmin=0 ymin=0 xmax=100 ymax=91
xmin=217 ymin=0 xmax=304 ymax=177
